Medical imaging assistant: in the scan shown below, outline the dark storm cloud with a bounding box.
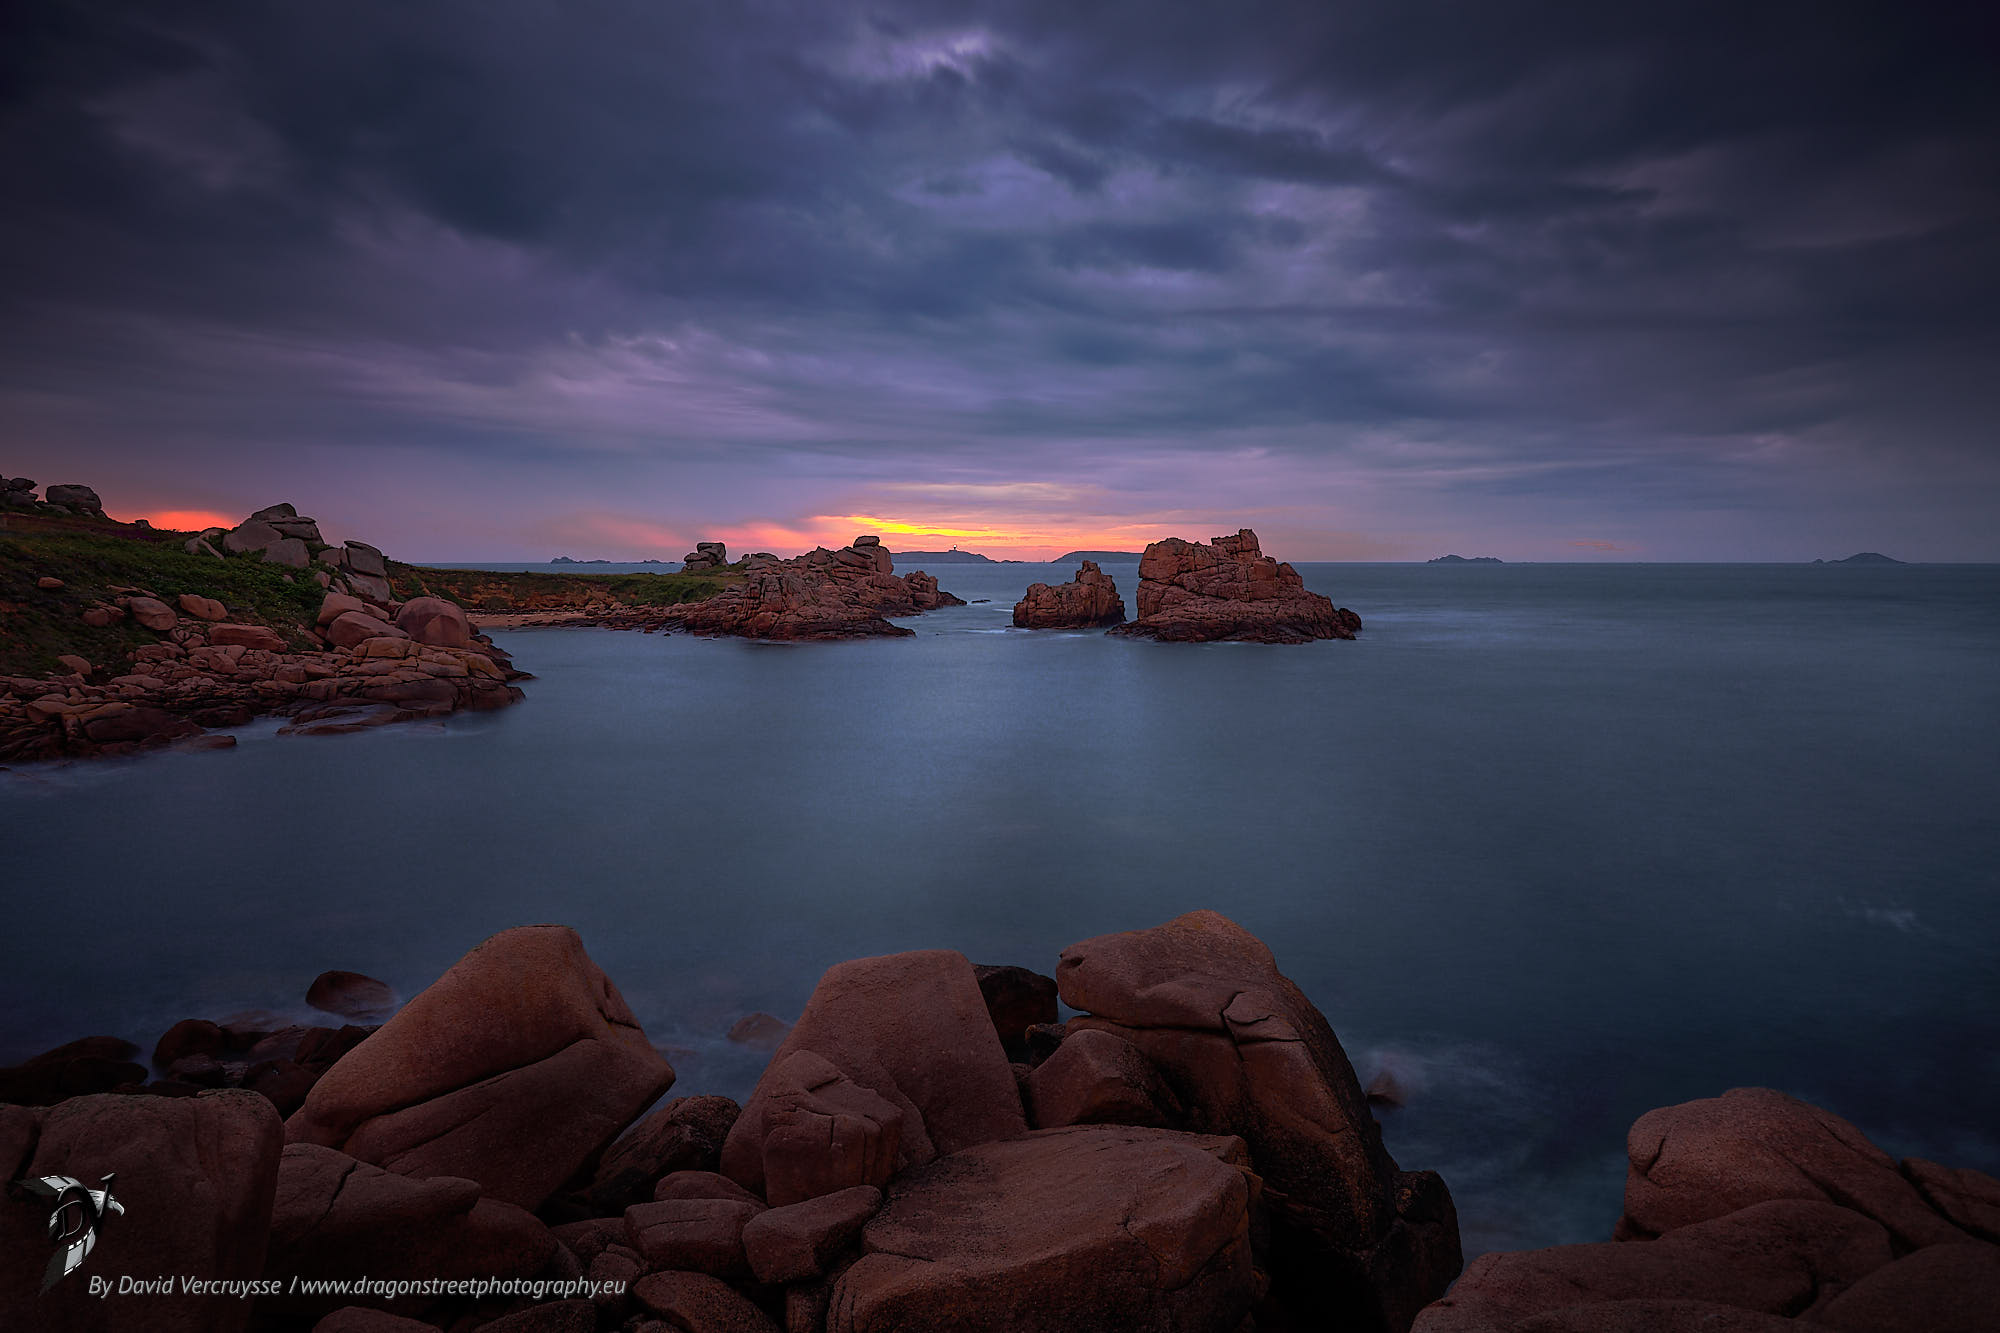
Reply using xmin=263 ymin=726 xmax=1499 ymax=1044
xmin=2 ymin=0 xmax=1996 ymax=557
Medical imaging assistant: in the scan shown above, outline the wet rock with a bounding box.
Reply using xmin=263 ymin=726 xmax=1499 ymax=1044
xmin=1107 ymin=529 xmax=1360 ymax=643
xmin=1012 ymin=561 xmax=1127 ymax=628
xmin=1618 ymin=1087 xmax=1971 ymax=1250
xmin=154 ymin=1018 xmax=225 ymax=1069
xmin=722 ymin=950 xmax=1024 ymax=1204
xmin=287 ymin=926 xmax=676 ymax=1210
xmin=306 ymin=970 xmax=400 ymax=1022
xmin=0 ymin=1091 xmax=282 ymax=1333
xmin=1058 ymin=910 xmax=1458 ymax=1330
xmin=828 ymin=1125 xmax=1257 ymax=1333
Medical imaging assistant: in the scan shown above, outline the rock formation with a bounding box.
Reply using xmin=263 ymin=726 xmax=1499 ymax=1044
xmin=670 ymin=535 xmax=964 ymax=639
xmin=1417 ymin=1086 xmax=2000 ymax=1331
xmin=1012 ymin=560 xmax=1126 ymax=628
xmin=680 ymin=541 xmax=729 ymax=572
xmin=1108 ymin=529 xmax=1362 ymax=643
xmin=4 ymin=915 xmax=1994 ymax=1331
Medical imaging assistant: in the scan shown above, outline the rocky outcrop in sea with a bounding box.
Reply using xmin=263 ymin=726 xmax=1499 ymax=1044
xmin=2 ymin=913 xmax=1992 ymax=1330
xmin=1012 ymin=560 xmax=1126 ymax=628
xmin=666 ymin=535 xmax=964 ymax=639
xmin=1108 ymin=529 xmax=1362 ymax=643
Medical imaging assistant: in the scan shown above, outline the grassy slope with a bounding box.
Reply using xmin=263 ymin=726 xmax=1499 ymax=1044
xmin=0 ymin=515 xmax=323 ymax=676
xmin=388 ymin=562 xmax=744 ymax=611
xmin=0 ymin=513 xmax=740 ymax=676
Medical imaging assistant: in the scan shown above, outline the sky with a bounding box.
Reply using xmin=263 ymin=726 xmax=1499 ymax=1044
xmin=3 ymin=1 xmax=1997 ymax=562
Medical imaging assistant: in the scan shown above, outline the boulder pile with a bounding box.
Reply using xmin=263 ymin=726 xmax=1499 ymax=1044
xmin=0 ymin=913 xmax=1483 ymax=1332
xmin=680 ymin=541 xmax=729 ymax=573
xmin=667 ymin=535 xmax=965 ymax=639
xmin=1012 ymin=560 xmax=1127 ymax=628
xmin=0 ymin=502 xmax=528 ymax=760
xmin=1108 ymin=529 xmax=1362 ymax=643
xmin=1416 ymin=1086 xmax=2000 ymax=1331
xmin=1 ymin=477 xmax=105 ymax=516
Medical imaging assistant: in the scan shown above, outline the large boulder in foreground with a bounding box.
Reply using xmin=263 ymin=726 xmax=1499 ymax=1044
xmin=0 ymin=1091 xmax=282 ymax=1333
xmin=264 ymin=1143 xmax=555 ymax=1319
xmin=673 ymin=536 xmax=964 ymax=639
xmin=1012 ymin=561 xmax=1126 ymax=628
xmin=394 ymin=596 xmax=475 ymax=649
xmin=1107 ymin=529 xmax=1360 ymax=643
xmin=1059 ymin=910 xmax=1458 ymax=1331
xmin=287 ymin=926 xmax=676 ymax=1209
xmin=828 ymin=1124 xmax=1258 ymax=1333
xmin=1619 ymin=1086 xmax=1973 ymax=1250
xmin=721 ymin=950 xmax=1026 ymax=1203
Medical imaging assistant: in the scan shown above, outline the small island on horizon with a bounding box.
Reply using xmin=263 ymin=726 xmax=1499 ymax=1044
xmin=1052 ymin=549 xmax=1145 ymax=563
xmin=1814 ymin=552 xmax=1904 ymax=564
xmin=1427 ymin=554 xmax=1504 ymax=564
xmin=886 ymin=547 xmax=1021 ymax=564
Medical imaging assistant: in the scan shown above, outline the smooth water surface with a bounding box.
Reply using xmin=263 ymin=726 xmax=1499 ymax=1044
xmin=5 ymin=561 xmax=1998 ymax=1254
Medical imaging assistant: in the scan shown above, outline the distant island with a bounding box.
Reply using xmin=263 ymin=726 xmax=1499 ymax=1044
xmin=1052 ymin=550 xmax=1144 ymax=562
xmin=1428 ymin=554 xmax=1503 ymax=564
xmin=1813 ymin=552 xmax=1903 ymax=564
xmin=550 ymin=556 xmax=666 ymax=565
xmin=889 ymin=548 xmax=1021 ymax=564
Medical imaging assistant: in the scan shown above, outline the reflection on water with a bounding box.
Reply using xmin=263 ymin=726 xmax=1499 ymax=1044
xmin=5 ymin=561 xmax=1998 ymax=1255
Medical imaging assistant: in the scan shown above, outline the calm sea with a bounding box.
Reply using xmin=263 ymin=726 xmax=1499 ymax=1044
xmin=6 ymin=561 xmax=1997 ymax=1256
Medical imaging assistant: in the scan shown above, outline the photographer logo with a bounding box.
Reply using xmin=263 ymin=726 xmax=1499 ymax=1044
xmin=13 ymin=1173 xmax=125 ymax=1291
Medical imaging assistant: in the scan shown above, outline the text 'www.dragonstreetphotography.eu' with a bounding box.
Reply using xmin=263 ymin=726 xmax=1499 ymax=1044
xmin=85 ymin=1275 xmax=626 ymax=1301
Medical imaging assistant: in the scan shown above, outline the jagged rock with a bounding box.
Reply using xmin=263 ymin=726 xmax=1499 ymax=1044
xmin=828 ymin=1125 xmax=1257 ymax=1333
xmin=264 ymin=1143 xmax=556 ymax=1319
xmin=1107 ymin=529 xmax=1360 ymax=643
xmin=1059 ymin=910 xmax=1458 ymax=1330
xmin=0 ymin=1091 xmax=282 ymax=1333
xmin=1012 ymin=561 xmax=1126 ymax=628
xmin=1412 ymin=1199 xmax=1895 ymax=1331
xmin=721 ymin=950 xmax=1025 ymax=1204
xmin=286 ymin=926 xmax=676 ymax=1210
xmin=682 ymin=541 xmax=729 ymax=572
xmin=1618 ymin=1087 xmax=1972 ymax=1250
xmin=672 ymin=537 xmax=964 ymax=639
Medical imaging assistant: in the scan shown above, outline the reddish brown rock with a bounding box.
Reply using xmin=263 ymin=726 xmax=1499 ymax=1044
xmin=0 ymin=1036 xmax=147 ymax=1105
xmin=312 ymin=1308 xmax=441 ymax=1333
xmin=1025 ymin=1026 xmax=1178 ymax=1129
xmin=1058 ymin=910 xmax=1458 ymax=1330
xmin=673 ymin=537 xmax=963 ymax=639
xmin=153 ymin=1018 xmax=225 ymax=1069
xmin=681 ymin=541 xmax=729 ymax=572
xmin=286 ymin=926 xmax=676 ymax=1210
xmin=1619 ymin=1087 xmax=1971 ymax=1250
xmin=1510 ymin=1300 xmax=1800 ymax=1332
xmin=325 ymin=610 xmax=407 ymax=649
xmin=742 ymin=1051 xmax=905 ymax=1207
xmin=1806 ymin=1241 xmax=2000 ymax=1333
xmin=727 ymin=1012 xmax=793 ymax=1050
xmin=1415 ymin=1199 xmax=1895 ymax=1332
xmin=971 ymin=963 xmax=1059 ymax=1062
xmin=1902 ymin=1158 xmax=2000 ymax=1243
xmin=1107 ymin=529 xmax=1360 ymax=643
xmin=36 ymin=575 xmax=64 ymax=589
xmin=481 ymin=1301 xmax=597 ymax=1333
xmin=209 ymin=622 xmax=288 ymax=651
xmin=634 ymin=1271 xmax=781 ymax=1332
xmin=655 ymin=1170 xmax=768 ymax=1206
xmin=395 ymin=596 xmax=475 ymax=648
xmin=744 ymin=1185 xmax=881 ymax=1284
xmin=828 ymin=1125 xmax=1256 ymax=1333
xmin=265 ymin=1143 xmax=555 ymax=1320
xmin=1012 ymin=561 xmax=1126 ymax=628
xmin=721 ymin=950 xmax=1024 ymax=1204
xmin=176 ymin=593 xmax=228 ymax=621
xmin=0 ymin=1091 xmax=282 ymax=1333
xmin=590 ymin=1095 xmax=742 ymax=1213
xmin=306 ymin=970 xmax=400 ymax=1022
xmin=623 ymin=1197 xmax=763 ymax=1278
xmin=126 ymin=596 xmax=178 ymax=631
